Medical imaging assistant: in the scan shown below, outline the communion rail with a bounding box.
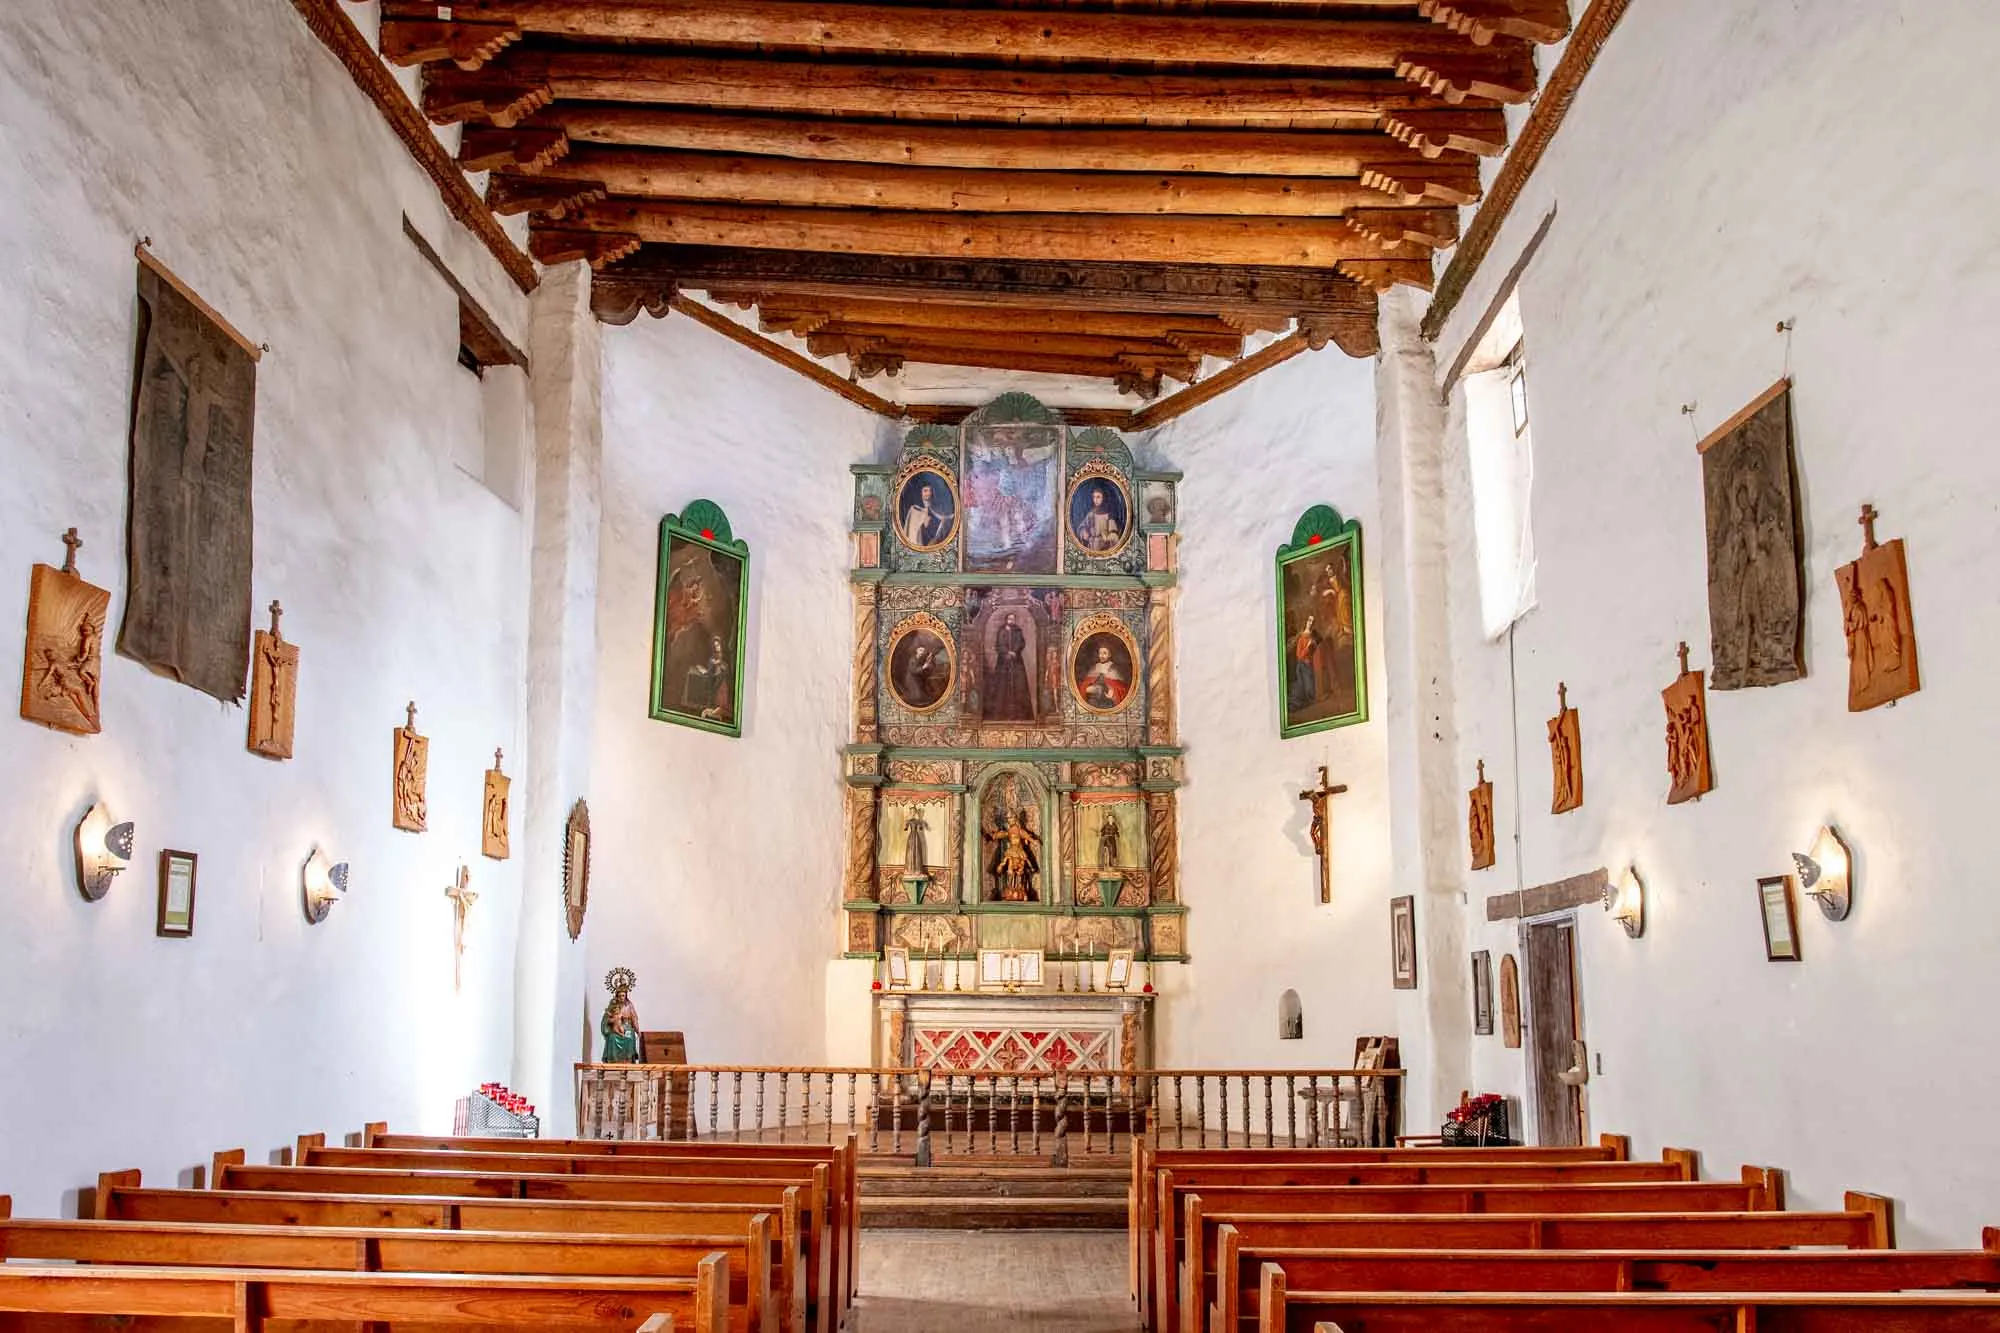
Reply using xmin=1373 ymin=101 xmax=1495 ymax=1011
xmin=574 ymin=1064 xmax=1402 ymax=1163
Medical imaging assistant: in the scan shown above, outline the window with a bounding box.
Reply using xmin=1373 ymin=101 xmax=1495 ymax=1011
xmin=1461 ymin=294 xmax=1538 ymax=638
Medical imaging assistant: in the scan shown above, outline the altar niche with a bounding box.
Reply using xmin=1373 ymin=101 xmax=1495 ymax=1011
xmin=843 ymin=394 xmax=1187 ymax=969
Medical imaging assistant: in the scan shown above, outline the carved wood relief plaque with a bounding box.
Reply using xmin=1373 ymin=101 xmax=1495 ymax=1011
xmin=483 ymin=748 xmax=511 ymax=861
xmin=1548 ymin=682 xmax=1583 ymax=815
xmin=1837 ymin=504 xmax=1919 ymax=712
xmin=19 ymin=529 xmax=108 ymax=736
xmin=246 ymin=600 xmax=298 ymax=759
xmin=1498 ymin=953 xmax=1522 ymax=1050
xmin=392 ymin=701 xmax=429 ymax=833
xmin=1468 ymin=759 xmax=1495 ymax=871
xmin=1662 ymin=642 xmax=1714 ymax=805
xmin=1700 ymin=379 xmax=1806 ymax=690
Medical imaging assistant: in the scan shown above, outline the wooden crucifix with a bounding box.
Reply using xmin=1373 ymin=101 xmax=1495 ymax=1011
xmin=445 ymin=864 xmax=478 ymax=993
xmin=1297 ymin=764 xmax=1349 ymax=905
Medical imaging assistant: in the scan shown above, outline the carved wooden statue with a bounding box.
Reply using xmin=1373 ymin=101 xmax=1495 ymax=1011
xmin=247 ymin=600 xmax=298 ymax=759
xmin=20 ymin=528 xmax=108 ymax=735
xmin=445 ymin=864 xmax=476 ymax=993
xmin=1297 ymin=765 xmax=1348 ymax=904
xmin=1468 ymin=759 xmax=1495 ymax=871
xmin=1663 ymin=641 xmax=1715 ymax=804
xmin=600 ymin=967 xmax=641 ymax=1064
xmin=1548 ymin=682 xmax=1583 ymax=814
xmin=392 ymin=701 xmax=429 ymax=833
xmin=1837 ymin=504 xmax=1920 ymax=711
xmin=483 ymin=748 xmax=511 ymax=860
xmin=984 ymin=808 xmax=1042 ymax=902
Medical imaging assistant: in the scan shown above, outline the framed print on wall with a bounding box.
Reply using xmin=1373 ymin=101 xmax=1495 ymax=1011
xmin=157 ymin=850 xmax=197 ymax=938
xmin=1276 ymin=505 xmax=1367 ymax=738
xmin=1389 ymin=895 xmax=1417 ymax=990
xmin=1758 ymin=874 xmax=1802 ymax=962
xmin=1471 ymin=950 xmax=1495 ymax=1034
xmin=650 ymin=500 xmax=748 ymax=738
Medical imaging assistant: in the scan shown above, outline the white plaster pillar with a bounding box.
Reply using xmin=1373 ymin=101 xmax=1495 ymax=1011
xmin=1373 ymin=287 xmax=1471 ymax=1134
xmin=510 ymin=262 xmax=604 ymax=1132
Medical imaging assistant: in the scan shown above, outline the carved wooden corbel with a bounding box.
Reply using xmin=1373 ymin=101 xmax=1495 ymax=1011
xmin=485 ymin=173 xmax=607 ymax=219
xmin=530 ymin=228 xmax=641 ymax=270
xmin=588 ymin=274 xmax=676 ymax=326
xmin=459 ymin=127 xmax=569 ymax=174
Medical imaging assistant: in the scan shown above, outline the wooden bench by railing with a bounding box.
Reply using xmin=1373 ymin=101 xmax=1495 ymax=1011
xmin=1272 ymin=1282 xmax=2000 ymax=1332
xmin=300 ymin=1141 xmax=855 ymax=1316
xmin=1217 ymin=1227 xmax=1991 ymax=1332
xmin=0 ymin=1212 xmax=772 ymax=1333
xmin=0 ymin=1259 xmax=726 ymax=1332
xmin=95 ymin=1179 xmax=809 ymax=1333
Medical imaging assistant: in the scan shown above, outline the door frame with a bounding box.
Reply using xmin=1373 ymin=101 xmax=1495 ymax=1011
xmin=1517 ymin=910 xmax=1588 ymax=1146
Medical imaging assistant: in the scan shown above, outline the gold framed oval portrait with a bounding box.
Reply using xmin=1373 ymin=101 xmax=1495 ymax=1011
xmin=887 ymin=612 xmax=957 ymax=714
xmin=1069 ymin=613 xmax=1138 ymax=715
xmin=1066 ymin=468 xmax=1133 ymax=559
xmin=893 ymin=463 xmax=960 ymax=554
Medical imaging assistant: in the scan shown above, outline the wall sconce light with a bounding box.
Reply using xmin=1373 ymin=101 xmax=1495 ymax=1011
xmin=302 ymin=847 xmax=350 ymax=925
xmin=1793 ymin=825 xmax=1852 ymax=921
xmin=73 ymin=802 xmax=135 ymax=902
xmin=1602 ymin=865 xmax=1646 ymax=938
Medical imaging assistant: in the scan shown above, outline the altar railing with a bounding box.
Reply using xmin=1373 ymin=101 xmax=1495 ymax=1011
xmin=574 ymin=1064 xmax=1403 ymax=1163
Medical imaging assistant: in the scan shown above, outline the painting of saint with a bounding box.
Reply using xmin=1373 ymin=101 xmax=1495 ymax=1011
xmin=1276 ymin=516 xmax=1367 ymax=738
xmin=964 ymin=422 xmax=1060 ymax=572
xmin=1071 ymin=628 xmax=1136 ymax=715
xmin=651 ymin=523 xmax=746 ymax=736
xmin=894 ymin=468 xmax=958 ymax=552
xmin=1067 ymin=475 xmax=1132 ymax=556
xmin=887 ymin=617 xmax=955 ymax=713
xmin=983 ymin=611 xmax=1036 ymax=721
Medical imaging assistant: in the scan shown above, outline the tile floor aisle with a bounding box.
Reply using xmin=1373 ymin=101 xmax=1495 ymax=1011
xmin=850 ymin=1230 xmax=1142 ymax=1332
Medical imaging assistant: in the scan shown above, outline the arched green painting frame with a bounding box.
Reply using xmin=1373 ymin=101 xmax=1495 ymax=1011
xmin=649 ymin=500 xmax=748 ymax=738
xmin=1275 ymin=504 xmax=1367 ymax=737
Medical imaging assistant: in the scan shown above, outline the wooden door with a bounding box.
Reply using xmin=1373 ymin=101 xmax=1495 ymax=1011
xmin=1523 ymin=917 xmax=1584 ymax=1147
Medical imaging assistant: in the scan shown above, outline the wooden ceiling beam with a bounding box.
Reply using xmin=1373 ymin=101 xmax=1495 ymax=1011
xmin=833 ymin=339 xmax=1186 ymax=391
xmin=804 ymin=324 xmax=1213 ymax=366
xmin=593 ymin=246 xmax=1382 ymax=319
xmin=492 ymin=148 xmax=1469 ymax=218
xmin=561 ymin=200 xmax=1432 ymax=269
xmin=770 ymin=315 xmax=1245 ymax=361
xmin=723 ymin=296 xmax=1253 ymax=344
xmin=421 ymin=51 xmax=1494 ymax=128
xmin=500 ymin=110 xmax=1487 ymax=199
xmin=380 ymin=1 xmax=1535 ymax=85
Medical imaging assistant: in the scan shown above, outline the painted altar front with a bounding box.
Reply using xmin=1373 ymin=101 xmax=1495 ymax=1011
xmin=839 ymin=394 xmax=1189 ymax=977
xmin=876 ymin=992 xmax=1154 ymax=1074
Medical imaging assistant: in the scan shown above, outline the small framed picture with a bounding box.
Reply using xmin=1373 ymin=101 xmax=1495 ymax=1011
xmin=1389 ymin=895 xmax=1418 ymax=990
xmin=1758 ymin=875 xmax=1802 ymax=962
xmin=158 ymin=850 xmax=198 ymax=938
xmin=1105 ymin=949 xmax=1135 ymax=990
xmin=884 ymin=947 xmax=911 ymax=989
xmin=1471 ymin=950 xmax=1494 ymax=1035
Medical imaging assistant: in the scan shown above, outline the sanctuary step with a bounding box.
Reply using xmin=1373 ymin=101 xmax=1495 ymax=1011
xmin=859 ymin=1163 xmax=1130 ymax=1230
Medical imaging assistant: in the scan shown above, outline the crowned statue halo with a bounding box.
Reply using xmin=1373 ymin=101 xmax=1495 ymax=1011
xmin=604 ymin=966 xmax=638 ymax=995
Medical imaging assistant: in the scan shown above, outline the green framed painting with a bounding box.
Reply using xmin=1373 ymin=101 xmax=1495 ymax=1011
xmin=1276 ymin=504 xmax=1367 ymax=738
xmin=650 ymin=500 xmax=748 ymax=737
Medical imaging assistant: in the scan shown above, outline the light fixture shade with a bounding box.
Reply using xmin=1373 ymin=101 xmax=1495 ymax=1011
xmin=74 ymin=803 xmax=132 ymax=902
xmin=1604 ymin=866 xmax=1646 ymax=939
xmin=302 ymin=846 xmax=346 ymax=925
xmin=1798 ymin=825 xmax=1852 ymax=921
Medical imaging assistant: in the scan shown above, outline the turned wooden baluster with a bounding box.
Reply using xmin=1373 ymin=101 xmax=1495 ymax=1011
xmin=891 ymin=1076 xmax=904 ymax=1155
xmin=1262 ymin=1075 xmax=1274 ymax=1148
xmin=1052 ymin=1072 xmax=1069 ymax=1167
xmin=1172 ymin=1075 xmax=1186 ymax=1148
xmin=1010 ymin=1075 xmax=1022 ymax=1153
xmin=1196 ymin=1076 xmax=1207 ymax=1148
xmin=868 ymin=1073 xmax=882 ymax=1153
xmin=755 ymin=1072 xmax=767 ymax=1141
xmin=1306 ymin=1074 xmax=1322 ymax=1146
xmin=825 ymin=1073 xmax=836 ymax=1143
xmin=846 ymin=1073 xmax=857 ymax=1143
xmin=1241 ymin=1075 xmax=1253 ymax=1146
xmin=1082 ymin=1076 xmax=1095 ymax=1156
xmin=730 ymin=1072 xmax=742 ymax=1137
xmin=915 ymin=1071 xmax=933 ymax=1167
xmin=985 ymin=1074 xmax=997 ymax=1154
xmin=776 ymin=1072 xmax=789 ymax=1143
xmin=1286 ymin=1075 xmax=1299 ymax=1147
xmin=1031 ymin=1080 xmax=1043 ymax=1155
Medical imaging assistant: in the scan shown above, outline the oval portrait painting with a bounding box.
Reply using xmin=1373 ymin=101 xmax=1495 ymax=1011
xmin=1067 ymin=475 xmax=1132 ymax=557
xmin=894 ymin=468 xmax=959 ymax=552
xmin=1071 ymin=629 xmax=1137 ymax=715
xmin=888 ymin=618 xmax=956 ymax=713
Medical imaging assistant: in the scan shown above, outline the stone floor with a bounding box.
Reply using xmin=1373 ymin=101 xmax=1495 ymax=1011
xmin=851 ymin=1229 xmax=1141 ymax=1332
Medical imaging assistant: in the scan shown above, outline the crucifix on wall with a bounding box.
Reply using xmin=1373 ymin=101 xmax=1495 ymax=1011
xmin=445 ymin=864 xmax=477 ymax=993
xmin=1297 ymin=764 xmax=1349 ymax=905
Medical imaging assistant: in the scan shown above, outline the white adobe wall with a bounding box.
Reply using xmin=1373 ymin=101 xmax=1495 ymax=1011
xmin=1428 ymin=0 xmax=2000 ymax=1246
xmin=1142 ymin=350 xmax=1398 ymax=1075
xmin=590 ymin=315 xmax=883 ymax=1065
xmin=0 ymin=1 xmax=534 ymax=1213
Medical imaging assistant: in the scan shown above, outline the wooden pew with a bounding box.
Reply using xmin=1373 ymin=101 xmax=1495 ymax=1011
xmin=96 ymin=1181 xmax=807 ymax=1333
xmin=207 ymin=1161 xmax=834 ymax=1333
xmin=1162 ymin=1176 xmax=1774 ymax=1333
xmin=1130 ymin=1135 xmax=1635 ymax=1323
xmin=0 ymin=1257 xmax=729 ymax=1331
xmin=1266 ymin=1277 xmax=2000 ymax=1331
xmin=344 ymin=1132 xmax=861 ymax=1310
xmin=1215 ymin=1238 xmax=2000 ymax=1333
xmin=0 ymin=1213 xmax=772 ymax=1333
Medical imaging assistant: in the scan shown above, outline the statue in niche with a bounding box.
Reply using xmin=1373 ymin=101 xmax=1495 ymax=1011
xmin=902 ymin=808 xmax=930 ymax=875
xmin=1098 ymin=811 xmax=1122 ymax=868
xmin=984 ymin=788 xmax=1043 ymax=902
xmin=600 ymin=967 xmax=642 ymax=1064
xmin=986 ymin=611 xmax=1034 ymax=720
